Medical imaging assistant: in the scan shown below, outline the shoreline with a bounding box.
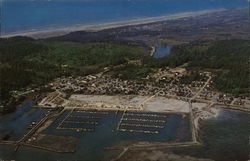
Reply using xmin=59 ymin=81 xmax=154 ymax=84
xmin=1 ymin=8 xmax=227 ymax=39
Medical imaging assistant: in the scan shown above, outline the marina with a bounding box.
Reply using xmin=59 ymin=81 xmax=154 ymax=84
xmin=0 ymin=103 xmax=248 ymax=161
xmin=0 ymin=99 xmax=192 ymax=160
xmin=0 ymin=1 xmax=249 ymax=160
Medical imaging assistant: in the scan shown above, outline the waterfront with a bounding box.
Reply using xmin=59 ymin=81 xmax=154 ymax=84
xmin=0 ymin=103 xmax=191 ymax=161
xmin=173 ymin=109 xmax=250 ymax=161
xmin=0 ymin=105 xmax=249 ymax=161
xmin=0 ymin=1 xmax=249 ymax=160
xmin=0 ymin=101 xmax=48 ymax=141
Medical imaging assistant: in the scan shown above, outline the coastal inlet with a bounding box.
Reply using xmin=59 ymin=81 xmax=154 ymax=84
xmin=152 ymin=43 xmax=173 ymax=58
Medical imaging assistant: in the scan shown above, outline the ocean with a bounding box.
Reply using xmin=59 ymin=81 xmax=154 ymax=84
xmin=1 ymin=0 xmax=248 ymax=35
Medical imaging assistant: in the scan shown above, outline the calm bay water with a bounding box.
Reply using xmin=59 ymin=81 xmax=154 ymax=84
xmin=173 ymin=109 xmax=250 ymax=161
xmin=2 ymin=0 xmax=247 ymax=35
xmin=0 ymin=101 xmax=47 ymax=141
xmin=0 ymin=102 xmax=249 ymax=161
xmin=0 ymin=104 xmax=191 ymax=161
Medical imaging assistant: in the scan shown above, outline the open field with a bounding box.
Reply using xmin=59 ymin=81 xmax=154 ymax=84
xmin=41 ymin=94 xmax=190 ymax=113
xmin=143 ymin=97 xmax=189 ymax=113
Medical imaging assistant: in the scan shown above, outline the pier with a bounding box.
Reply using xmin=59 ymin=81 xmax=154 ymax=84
xmin=120 ymin=123 xmax=165 ymax=129
xmin=122 ymin=118 xmax=166 ymax=123
xmin=57 ymin=127 xmax=94 ymax=132
xmin=63 ymin=120 xmax=98 ymax=125
xmin=14 ymin=109 xmax=61 ymax=152
xmin=124 ymin=113 xmax=167 ymax=118
xmin=118 ymin=129 xmax=159 ymax=134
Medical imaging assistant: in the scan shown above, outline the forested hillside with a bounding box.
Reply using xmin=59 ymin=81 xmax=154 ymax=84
xmin=0 ymin=38 xmax=147 ymax=112
xmin=148 ymin=40 xmax=250 ymax=95
xmin=0 ymin=38 xmax=249 ymax=113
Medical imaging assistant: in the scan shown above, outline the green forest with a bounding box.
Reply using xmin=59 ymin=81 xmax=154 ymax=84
xmin=0 ymin=38 xmax=249 ymax=113
xmin=147 ymin=39 xmax=250 ymax=95
xmin=0 ymin=38 xmax=147 ymax=112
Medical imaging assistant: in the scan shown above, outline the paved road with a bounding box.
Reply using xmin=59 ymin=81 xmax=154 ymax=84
xmin=188 ymin=75 xmax=212 ymax=143
xmin=190 ymin=75 xmax=212 ymax=102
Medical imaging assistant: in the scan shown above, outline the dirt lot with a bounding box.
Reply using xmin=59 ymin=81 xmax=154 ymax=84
xmin=66 ymin=95 xmax=189 ymax=113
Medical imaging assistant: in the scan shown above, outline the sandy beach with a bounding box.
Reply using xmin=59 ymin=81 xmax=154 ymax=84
xmin=1 ymin=8 xmax=226 ymax=39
